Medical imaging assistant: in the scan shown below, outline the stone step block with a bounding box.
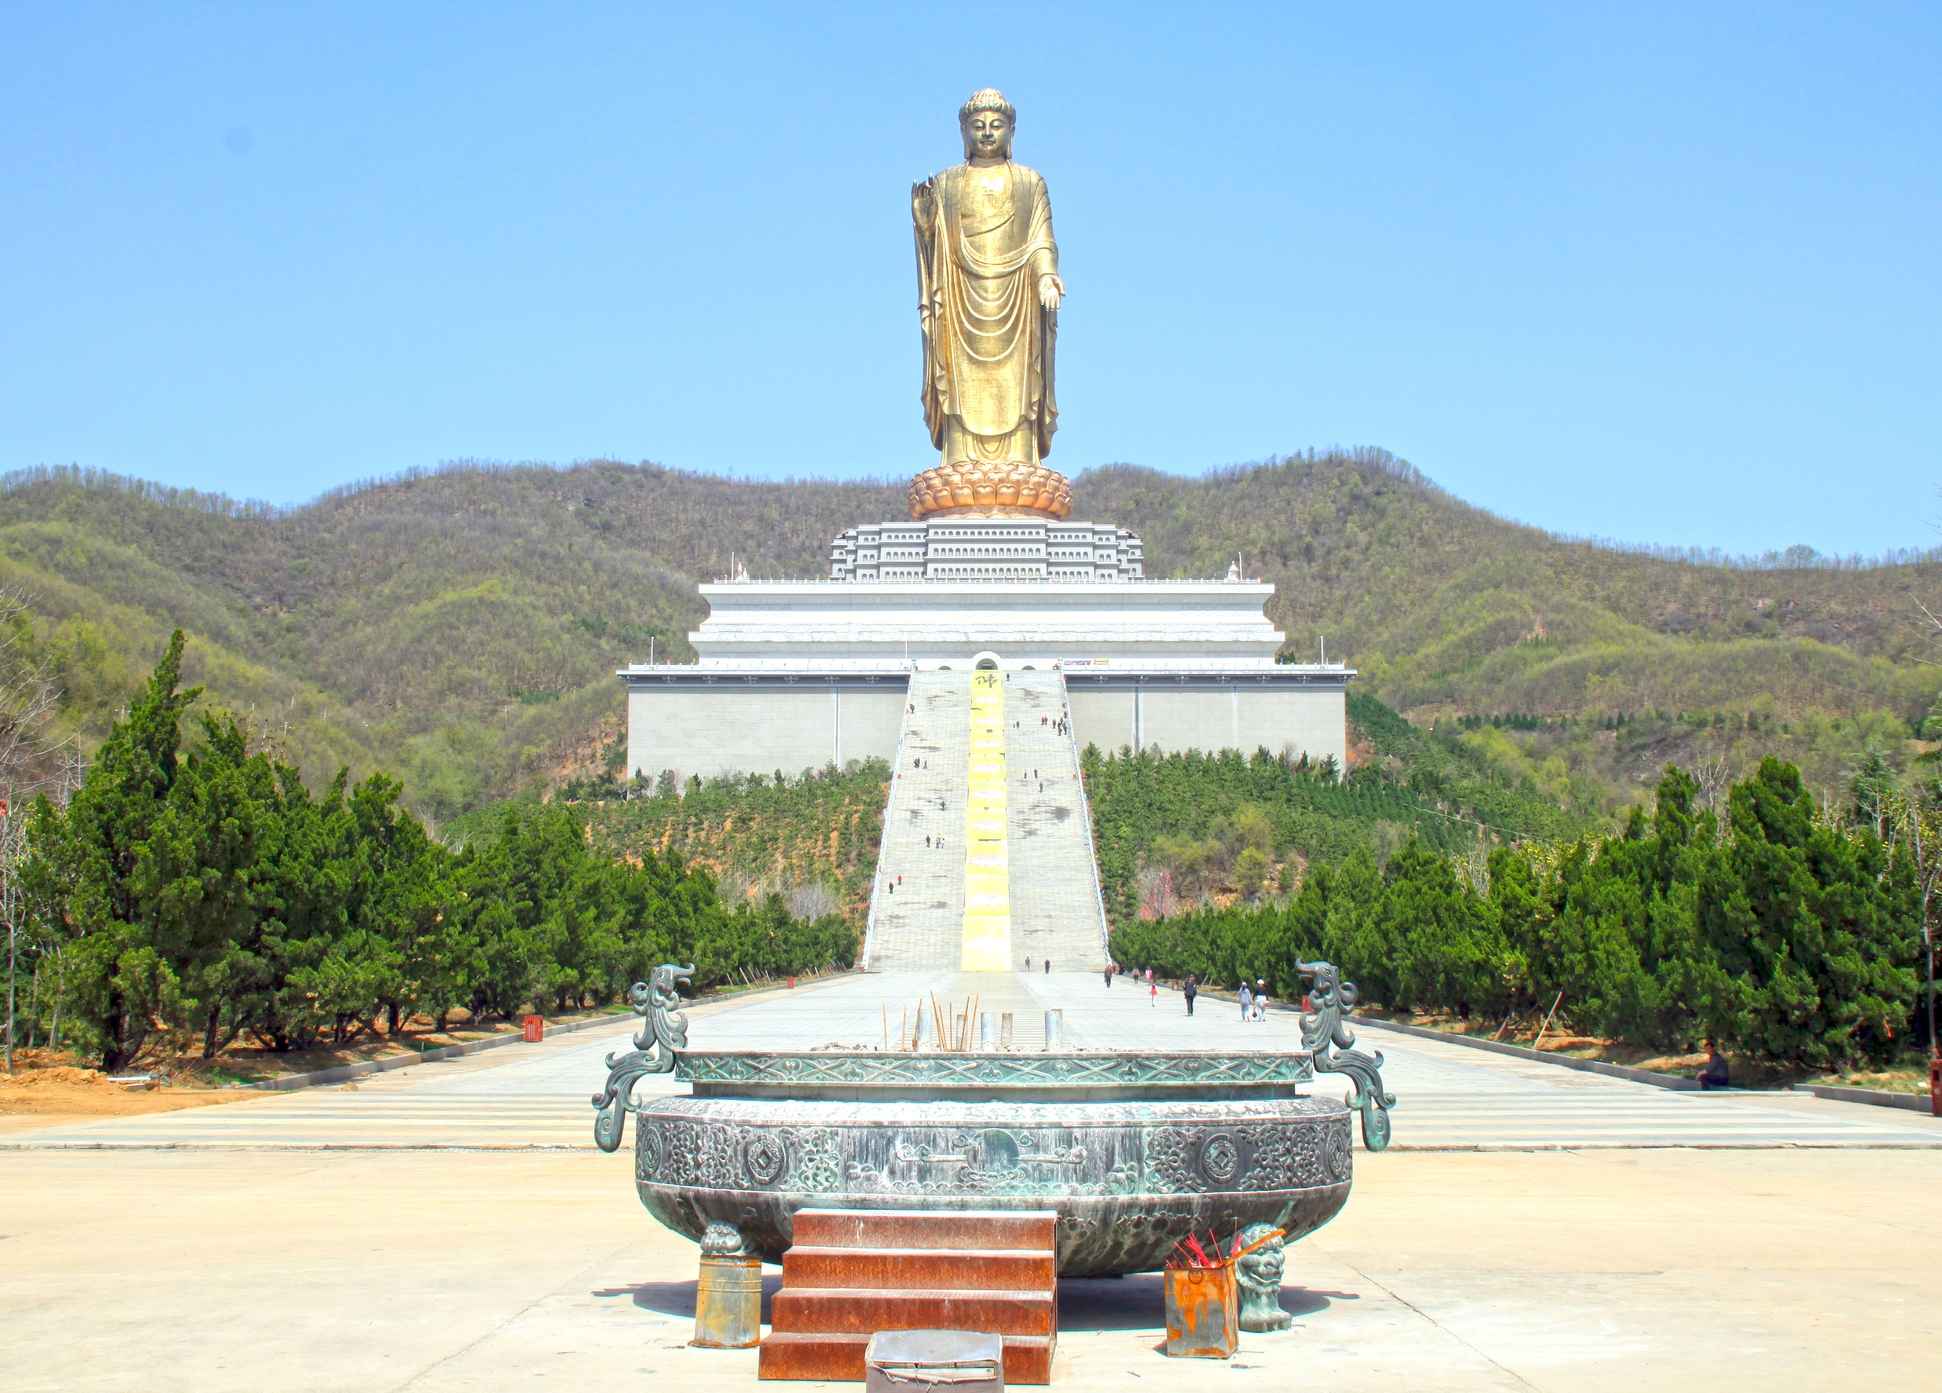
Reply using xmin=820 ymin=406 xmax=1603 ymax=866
xmin=792 ymin=1207 xmax=1055 ymax=1252
xmin=770 ymin=1286 xmax=1055 ymax=1336
xmin=781 ymin=1245 xmax=1056 ymax=1292
xmin=758 ymin=1330 xmax=1054 ymax=1384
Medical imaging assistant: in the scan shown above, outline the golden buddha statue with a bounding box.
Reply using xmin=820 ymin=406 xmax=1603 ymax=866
xmin=909 ymin=89 xmax=1071 ymax=520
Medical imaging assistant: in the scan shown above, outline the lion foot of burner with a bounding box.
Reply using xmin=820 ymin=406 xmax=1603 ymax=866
xmin=1235 ymin=1223 xmax=1294 ymax=1332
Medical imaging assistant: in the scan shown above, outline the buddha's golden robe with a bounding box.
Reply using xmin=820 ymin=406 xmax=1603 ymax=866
xmin=912 ymin=161 xmax=1060 ymax=474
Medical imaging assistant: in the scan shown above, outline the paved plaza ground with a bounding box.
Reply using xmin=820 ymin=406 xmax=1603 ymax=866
xmin=4 ymin=972 xmax=1938 ymax=1390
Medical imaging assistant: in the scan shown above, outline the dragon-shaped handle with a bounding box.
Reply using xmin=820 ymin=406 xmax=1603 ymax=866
xmin=1298 ymin=960 xmax=1397 ymax=1152
xmin=591 ymin=963 xmax=694 ymax=1152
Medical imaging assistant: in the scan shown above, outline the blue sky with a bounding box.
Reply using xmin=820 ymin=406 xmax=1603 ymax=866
xmin=2 ymin=2 xmax=1937 ymax=556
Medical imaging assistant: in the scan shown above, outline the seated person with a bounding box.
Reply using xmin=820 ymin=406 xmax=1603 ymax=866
xmin=1698 ymin=1040 xmax=1730 ymax=1090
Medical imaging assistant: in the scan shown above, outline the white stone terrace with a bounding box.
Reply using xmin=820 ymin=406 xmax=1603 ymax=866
xmin=617 ymin=660 xmax=1357 ymax=678
xmin=675 ymin=577 xmax=1293 ymax=669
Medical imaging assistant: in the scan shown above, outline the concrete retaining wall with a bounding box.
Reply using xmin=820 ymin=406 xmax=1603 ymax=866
xmin=628 ymin=674 xmax=1347 ymax=782
xmin=1065 ymin=685 xmax=1135 ymax=752
xmin=1067 ymin=682 xmax=1346 ymax=767
xmin=1793 ymin=1082 xmax=1934 ymax=1113
xmin=627 ymin=681 xmax=904 ymax=783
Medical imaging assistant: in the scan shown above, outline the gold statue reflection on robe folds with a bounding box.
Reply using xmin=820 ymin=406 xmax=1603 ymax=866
xmin=910 ymin=88 xmax=1069 ymax=520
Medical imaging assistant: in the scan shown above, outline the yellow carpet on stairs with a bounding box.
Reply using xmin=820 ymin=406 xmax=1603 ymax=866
xmin=960 ymin=670 xmax=1011 ymax=971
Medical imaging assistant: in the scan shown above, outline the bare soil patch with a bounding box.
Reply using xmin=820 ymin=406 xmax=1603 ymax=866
xmin=0 ymin=1050 xmax=246 ymax=1127
xmin=1812 ymin=1064 xmax=1930 ymax=1096
xmin=1380 ymin=1008 xmax=1712 ymax=1079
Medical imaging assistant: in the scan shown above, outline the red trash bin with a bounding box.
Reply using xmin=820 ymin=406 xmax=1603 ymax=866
xmin=788 ymin=976 xmax=797 ymax=989
xmin=522 ymin=1014 xmax=544 ymax=1043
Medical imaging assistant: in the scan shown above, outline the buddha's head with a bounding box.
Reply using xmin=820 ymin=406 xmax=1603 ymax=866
xmin=959 ymin=88 xmax=1016 ymax=161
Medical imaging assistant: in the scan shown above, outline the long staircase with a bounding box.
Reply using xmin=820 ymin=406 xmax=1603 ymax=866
xmin=861 ymin=670 xmax=971 ymax=972
xmin=1005 ymin=670 xmax=1111 ymax=972
xmin=862 ymin=667 xmax=1109 ymax=974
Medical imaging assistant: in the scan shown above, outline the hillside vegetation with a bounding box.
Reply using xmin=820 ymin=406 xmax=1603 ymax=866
xmin=562 ymin=760 xmax=890 ymax=921
xmin=1084 ymin=689 xmax=1593 ymax=924
xmin=3 ymin=451 xmax=1933 ymax=820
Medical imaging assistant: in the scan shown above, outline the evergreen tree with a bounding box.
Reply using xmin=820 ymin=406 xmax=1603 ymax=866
xmin=130 ymin=712 xmax=280 ymax=1058
xmin=346 ymin=772 xmax=447 ymax=1038
xmin=21 ymin=632 xmax=200 ymax=1067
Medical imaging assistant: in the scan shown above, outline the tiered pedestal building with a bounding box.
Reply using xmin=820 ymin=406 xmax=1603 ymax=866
xmin=621 ymin=507 xmax=1350 ymax=784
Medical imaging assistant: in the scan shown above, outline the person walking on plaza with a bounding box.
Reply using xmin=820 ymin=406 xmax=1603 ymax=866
xmin=1253 ymin=979 xmax=1268 ymax=1021
xmin=1239 ymin=981 xmax=1253 ymax=1021
xmin=1184 ymin=974 xmax=1198 ymax=1016
xmin=1103 ymin=962 xmax=1114 ymax=989
xmin=1149 ymin=972 xmax=1158 ymax=1007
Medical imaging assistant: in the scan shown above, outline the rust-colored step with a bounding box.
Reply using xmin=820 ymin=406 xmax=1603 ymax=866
xmin=758 ymin=1330 xmax=1053 ymax=1385
xmin=771 ymin=1286 xmax=1055 ymax=1336
xmin=782 ymin=1245 xmax=1055 ymax=1292
xmin=764 ymin=1210 xmax=1060 ymax=1383
xmin=792 ymin=1208 xmax=1056 ymax=1253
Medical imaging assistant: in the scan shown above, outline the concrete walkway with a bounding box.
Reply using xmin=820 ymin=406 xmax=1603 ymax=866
xmin=3 ymin=1141 xmax=1935 ymax=1390
xmin=4 ymin=972 xmax=1939 ymax=1390
xmin=7 ymin=972 xmax=1935 ymax=1151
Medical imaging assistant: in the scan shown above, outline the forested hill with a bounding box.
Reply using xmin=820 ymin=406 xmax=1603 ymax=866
xmin=2 ymin=449 xmax=1933 ymax=822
